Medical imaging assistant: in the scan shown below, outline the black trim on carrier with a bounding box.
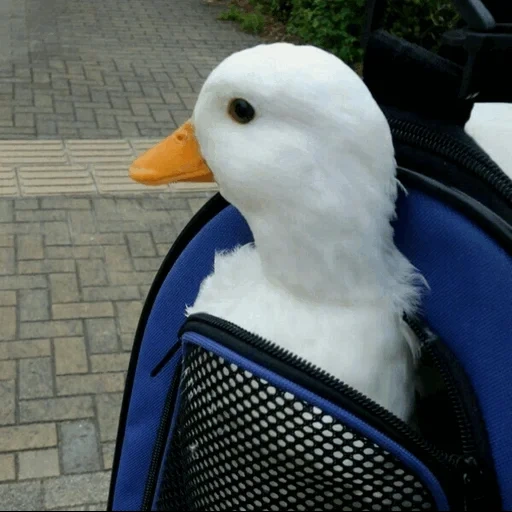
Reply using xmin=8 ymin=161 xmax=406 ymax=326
xmin=107 ymin=193 xmax=229 ymax=511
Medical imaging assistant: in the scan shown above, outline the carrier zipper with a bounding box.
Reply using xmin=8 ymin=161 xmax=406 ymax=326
xmin=389 ymin=117 xmax=512 ymax=205
xmin=181 ymin=312 xmax=488 ymax=510
xmin=406 ymin=317 xmax=488 ymax=510
xmin=141 ymin=362 xmax=182 ymax=511
xmin=406 ymin=317 xmax=477 ymax=459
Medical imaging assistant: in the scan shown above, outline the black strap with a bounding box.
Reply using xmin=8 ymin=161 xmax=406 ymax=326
xmin=363 ymin=0 xmax=512 ymax=105
xmin=363 ymin=31 xmax=473 ymax=126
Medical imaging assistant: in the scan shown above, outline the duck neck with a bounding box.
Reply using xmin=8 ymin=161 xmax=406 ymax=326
xmin=244 ymin=202 xmax=406 ymax=306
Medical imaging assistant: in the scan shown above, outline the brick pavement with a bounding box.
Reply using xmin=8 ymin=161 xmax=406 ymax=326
xmin=0 ymin=193 xmax=213 ymax=510
xmin=0 ymin=0 xmax=260 ymax=508
xmin=0 ymin=0 xmax=258 ymax=139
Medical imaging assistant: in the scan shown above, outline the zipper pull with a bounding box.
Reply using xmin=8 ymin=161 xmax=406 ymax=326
xmin=461 ymin=456 xmax=486 ymax=511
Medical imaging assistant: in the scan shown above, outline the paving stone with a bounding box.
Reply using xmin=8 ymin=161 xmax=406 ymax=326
xmin=121 ymin=333 xmax=134 ymax=352
xmin=59 ymin=420 xmax=101 ymax=474
xmin=54 ymin=338 xmax=88 ymax=375
xmin=126 ymin=232 xmax=156 ymax=257
xmin=104 ymin=245 xmax=132 ymax=271
xmin=85 ymin=318 xmax=119 ymax=353
xmin=141 ymin=197 xmax=190 ymax=211
xmin=0 ymin=340 xmax=51 ymax=360
xmin=0 ymin=235 xmax=14 ymax=247
xmin=0 ymin=275 xmax=47 ymax=290
xmin=0 ymin=202 xmax=13 ymax=222
xmin=86 ymin=503 xmax=108 ymax=512
xmin=50 ymin=273 xmax=80 ymax=303
xmin=0 ymin=292 xmax=16 ymax=307
xmin=188 ymin=197 xmax=209 ymax=215
xmin=72 ymin=233 xmax=125 ymax=246
xmin=68 ymin=211 xmax=97 ymax=234
xmin=156 ymin=243 xmax=171 ymax=257
xmin=101 ymin=442 xmax=115 ymax=471
xmin=16 ymin=210 xmax=67 ymax=222
xmin=172 ymin=209 xmax=196 ymax=233
xmin=133 ymin=257 xmax=162 ymax=272
xmin=15 ymin=199 xmax=39 ymax=210
xmin=0 ymin=481 xmax=43 ymax=511
xmin=19 ymin=357 xmax=53 ymax=399
xmin=43 ymin=472 xmax=110 ymax=509
xmin=0 ymin=424 xmax=57 ymax=452
xmin=0 ymin=454 xmax=15 ymax=482
xmin=20 ymin=289 xmax=50 ymax=321
xmin=77 ymin=260 xmax=108 ymax=287
xmin=20 ymin=320 xmax=83 ymax=339
xmin=20 ymin=396 xmax=94 ymax=423
xmin=97 ymin=221 xmax=148 ymax=233
xmin=19 ymin=259 xmax=76 ymax=274
xmin=52 ymin=302 xmax=114 ymax=320
xmin=17 ymin=234 xmax=44 ymax=260
xmin=43 ymin=222 xmax=71 ymax=245
xmin=96 ymin=393 xmax=123 ymax=442
xmin=116 ymin=301 xmax=143 ymax=334
xmin=82 ymin=285 xmax=140 ymax=302
xmin=151 ymin=223 xmax=178 ymax=244
xmin=41 ymin=198 xmax=91 ymax=209
xmin=53 ymin=505 xmax=88 ymax=511
xmin=0 ymin=381 xmax=15 ymax=426
xmin=90 ymin=353 xmax=130 ymax=373
xmin=0 ymin=222 xmax=41 ymax=235
xmin=56 ymin=373 xmax=125 ymax=396
xmin=18 ymin=449 xmax=60 ymax=480
xmin=0 ymin=248 xmax=15 ymax=275
xmin=109 ymin=271 xmax=154 ymax=286
xmin=0 ymin=361 xmax=16 ymax=381
xmin=0 ymin=307 xmax=16 ymax=341
xmin=46 ymin=246 xmax=103 ymax=260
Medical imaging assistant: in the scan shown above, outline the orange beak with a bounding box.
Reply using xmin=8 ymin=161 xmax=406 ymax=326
xmin=129 ymin=121 xmax=214 ymax=185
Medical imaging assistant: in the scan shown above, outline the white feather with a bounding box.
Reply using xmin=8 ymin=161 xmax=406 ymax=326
xmin=186 ymin=43 xmax=426 ymax=422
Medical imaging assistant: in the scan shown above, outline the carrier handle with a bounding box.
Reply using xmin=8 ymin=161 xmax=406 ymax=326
xmin=362 ymin=0 xmax=512 ymax=102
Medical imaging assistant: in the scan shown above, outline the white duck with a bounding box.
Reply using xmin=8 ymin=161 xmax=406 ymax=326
xmin=466 ymin=103 xmax=512 ymax=179
xmin=130 ymin=43 xmax=425 ymax=422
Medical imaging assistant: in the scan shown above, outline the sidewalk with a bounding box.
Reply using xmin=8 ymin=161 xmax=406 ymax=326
xmin=0 ymin=0 xmax=257 ymax=509
xmin=0 ymin=193 xmax=212 ymax=511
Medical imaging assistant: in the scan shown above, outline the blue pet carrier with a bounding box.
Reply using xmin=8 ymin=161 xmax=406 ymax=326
xmin=108 ymin=0 xmax=512 ymax=509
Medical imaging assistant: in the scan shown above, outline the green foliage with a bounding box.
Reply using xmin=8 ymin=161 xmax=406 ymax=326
xmin=219 ymin=4 xmax=266 ymax=35
xmin=240 ymin=11 xmax=266 ymax=34
xmin=257 ymin=0 xmax=294 ymax=22
xmin=218 ymin=4 xmax=243 ymax=22
xmin=220 ymin=0 xmax=461 ymax=64
xmin=383 ymin=0 xmax=461 ymax=52
xmin=286 ymin=0 xmax=366 ymax=64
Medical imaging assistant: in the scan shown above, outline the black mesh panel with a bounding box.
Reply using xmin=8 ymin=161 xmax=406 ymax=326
xmin=156 ymin=345 xmax=437 ymax=511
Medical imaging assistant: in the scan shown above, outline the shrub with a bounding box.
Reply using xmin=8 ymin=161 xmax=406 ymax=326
xmin=220 ymin=0 xmax=461 ymax=65
xmin=383 ymin=0 xmax=461 ymax=52
xmin=286 ymin=0 xmax=366 ymax=65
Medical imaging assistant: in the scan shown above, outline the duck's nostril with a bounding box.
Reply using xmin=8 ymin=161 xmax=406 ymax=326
xmin=176 ymin=133 xmax=186 ymax=142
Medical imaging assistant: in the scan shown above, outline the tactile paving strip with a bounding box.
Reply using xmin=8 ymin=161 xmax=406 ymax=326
xmin=0 ymin=140 xmax=219 ymax=196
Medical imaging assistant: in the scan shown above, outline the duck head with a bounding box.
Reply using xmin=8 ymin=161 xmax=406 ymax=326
xmin=130 ymin=43 xmax=396 ymax=213
xmin=130 ymin=43 xmax=416 ymax=305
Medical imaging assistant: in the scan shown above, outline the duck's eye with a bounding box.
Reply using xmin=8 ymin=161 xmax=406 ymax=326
xmin=228 ymin=98 xmax=255 ymax=124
